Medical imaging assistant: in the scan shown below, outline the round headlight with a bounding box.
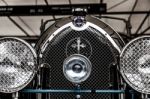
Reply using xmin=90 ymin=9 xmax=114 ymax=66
xmin=0 ymin=37 xmax=37 ymax=93
xmin=120 ymin=36 xmax=150 ymax=94
xmin=63 ymin=54 xmax=91 ymax=83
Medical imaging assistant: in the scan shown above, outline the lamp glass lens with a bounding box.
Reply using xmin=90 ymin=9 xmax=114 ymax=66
xmin=120 ymin=37 xmax=150 ymax=94
xmin=0 ymin=38 xmax=36 ymax=93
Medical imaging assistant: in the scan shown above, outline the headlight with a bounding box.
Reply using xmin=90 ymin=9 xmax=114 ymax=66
xmin=0 ymin=37 xmax=37 ymax=93
xmin=63 ymin=54 xmax=91 ymax=83
xmin=120 ymin=36 xmax=150 ymax=94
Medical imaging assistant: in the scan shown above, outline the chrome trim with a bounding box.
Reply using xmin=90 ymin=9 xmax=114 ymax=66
xmin=41 ymin=21 xmax=121 ymax=54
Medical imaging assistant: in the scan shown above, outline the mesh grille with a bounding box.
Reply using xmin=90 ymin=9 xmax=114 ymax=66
xmin=41 ymin=26 xmax=118 ymax=98
xmin=0 ymin=38 xmax=36 ymax=93
xmin=120 ymin=37 xmax=150 ymax=94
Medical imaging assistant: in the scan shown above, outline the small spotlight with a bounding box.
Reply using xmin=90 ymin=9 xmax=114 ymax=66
xmin=63 ymin=54 xmax=91 ymax=83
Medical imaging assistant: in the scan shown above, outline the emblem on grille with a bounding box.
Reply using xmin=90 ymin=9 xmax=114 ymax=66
xmin=66 ymin=37 xmax=92 ymax=58
xmin=71 ymin=37 xmax=86 ymax=53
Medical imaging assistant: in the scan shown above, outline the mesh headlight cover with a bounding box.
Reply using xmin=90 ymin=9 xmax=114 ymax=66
xmin=120 ymin=36 xmax=150 ymax=94
xmin=0 ymin=37 xmax=37 ymax=93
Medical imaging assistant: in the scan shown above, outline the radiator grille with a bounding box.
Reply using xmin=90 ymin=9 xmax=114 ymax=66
xmin=40 ymin=26 xmax=118 ymax=99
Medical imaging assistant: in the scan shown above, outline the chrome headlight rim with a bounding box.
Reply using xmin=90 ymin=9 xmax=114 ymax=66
xmin=120 ymin=36 xmax=150 ymax=94
xmin=0 ymin=37 xmax=37 ymax=93
xmin=63 ymin=54 xmax=92 ymax=84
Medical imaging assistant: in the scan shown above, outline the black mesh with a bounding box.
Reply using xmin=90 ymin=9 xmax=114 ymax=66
xmin=40 ymin=26 xmax=118 ymax=99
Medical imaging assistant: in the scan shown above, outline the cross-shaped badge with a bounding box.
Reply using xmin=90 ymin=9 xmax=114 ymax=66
xmin=71 ymin=37 xmax=86 ymax=54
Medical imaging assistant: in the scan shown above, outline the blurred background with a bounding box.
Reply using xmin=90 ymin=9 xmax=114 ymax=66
xmin=0 ymin=0 xmax=149 ymax=43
